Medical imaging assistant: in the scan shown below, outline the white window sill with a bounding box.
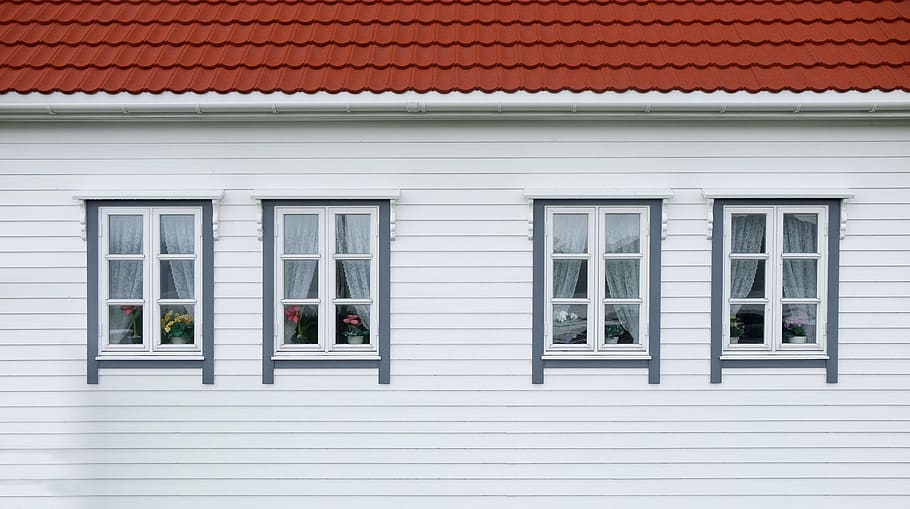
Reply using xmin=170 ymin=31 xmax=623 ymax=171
xmin=720 ymin=353 xmax=829 ymax=361
xmin=543 ymin=353 xmax=651 ymax=361
xmin=271 ymin=353 xmax=381 ymax=361
xmin=96 ymin=355 xmax=204 ymax=361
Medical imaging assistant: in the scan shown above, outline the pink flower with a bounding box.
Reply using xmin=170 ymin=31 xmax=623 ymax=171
xmin=121 ymin=305 xmax=137 ymax=315
xmin=285 ymin=306 xmax=301 ymax=324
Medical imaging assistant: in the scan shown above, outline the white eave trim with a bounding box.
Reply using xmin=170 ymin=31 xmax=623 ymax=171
xmin=702 ymin=188 xmax=854 ymax=240
xmin=251 ymin=188 xmax=400 ymax=241
xmin=74 ymin=189 xmax=224 ymax=241
xmin=2 ymin=91 xmax=910 ymax=121
xmin=524 ymin=188 xmax=672 ymax=240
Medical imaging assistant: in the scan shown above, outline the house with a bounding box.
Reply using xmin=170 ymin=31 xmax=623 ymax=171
xmin=1 ymin=0 xmax=909 ymax=506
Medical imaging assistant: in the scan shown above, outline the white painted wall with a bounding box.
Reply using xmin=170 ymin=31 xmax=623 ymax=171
xmin=0 ymin=119 xmax=908 ymax=508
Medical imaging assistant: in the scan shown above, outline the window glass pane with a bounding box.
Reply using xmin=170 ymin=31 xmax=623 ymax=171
xmin=553 ymin=260 xmax=587 ymax=298
xmin=284 ymin=260 xmax=318 ymax=299
xmin=783 ymin=259 xmax=818 ymax=298
xmin=730 ymin=260 xmax=765 ymax=299
xmin=160 ymin=215 xmax=195 ymax=254
xmin=109 ymin=305 xmax=143 ymax=344
xmin=604 ymin=213 xmax=640 ymax=253
xmin=783 ymin=213 xmax=818 ymax=253
xmin=336 ymin=214 xmax=371 ymax=254
xmin=604 ymin=304 xmax=640 ymax=344
xmin=783 ymin=303 xmax=818 ymax=344
xmin=109 ymin=260 xmax=143 ymax=299
xmin=730 ymin=304 xmax=765 ymax=344
xmin=336 ymin=305 xmax=370 ymax=345
xmin=552 ymin=304 xmax=587 ymax=345
xmin=731 ymin=213 xmax=766 ymax=253
xmin=336 ymin=260 xmax=370 ymax=299
xmin=160 ymin=304 xmax=194 ymax=345
xmin=604 ymin=259 xmax=639 ymax=299
xmin=284 ymin=214 xmax=319 ymax=254
xmin=553 ymin=214 xmax=588 ymax=254
xmin=109 ymin=215 xmax=143 ymax=254
xmin=283 ymin=304 xmax=318 ymax=344
xmin=160 ymin=260 xmax=194 ymax=299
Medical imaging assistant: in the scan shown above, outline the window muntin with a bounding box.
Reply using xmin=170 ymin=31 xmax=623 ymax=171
xmin=545 ymin=206 xmax=649 ymax=354
xmin=100 ymin=207 xmax=202 ymax=355
xmin=724 ymin=206 xmax=827 ymax=353
xmin=276 ymin=206 xmax=379 ymax=355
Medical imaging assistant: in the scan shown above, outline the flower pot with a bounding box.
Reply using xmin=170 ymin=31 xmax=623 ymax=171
xmin=789 ymin=335 xmax=808 ymax=344
xmin=730 ymin=336 xmax=740 ymax=344
xmin=605 ymin=336 xmax=620 ymax=344
xmin=168 ymin=335 xmax=192 ymax=345
xmin=347 ymin=335 xmax=365 ymax=345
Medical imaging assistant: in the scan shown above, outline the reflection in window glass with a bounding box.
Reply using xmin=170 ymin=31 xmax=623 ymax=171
xmin=553 ymin=214 xmax=588 ymax=254
xmin=731 ymin=214 xmax=766 ymax=253
xmin=730 ymin=304 xmax=765 ymax=344
xmin=552 ymin=304 xmax=588 ymax=345
xmin=604 ymin=213 xmax=640 ymax=253
xmin=604 ymin=304 xmax=639 ymax=344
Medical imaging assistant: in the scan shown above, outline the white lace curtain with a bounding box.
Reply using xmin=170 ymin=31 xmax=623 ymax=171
xmin=160 ymin=215 xmax=195 ymax=301
xmin=284 ymin=215 xmax=319 ymax=299
xmin=782 ymin=214 xmax=817 ymax=298
xmin=604 ymin=214 xmax=641 ymax=342
xmin=336 ymin=215 xmax=371 ymax=329
xmin=730 ymin=214 xmax=766 ymax=313
xmin=109 ymin=216 xmax=144 ymax=335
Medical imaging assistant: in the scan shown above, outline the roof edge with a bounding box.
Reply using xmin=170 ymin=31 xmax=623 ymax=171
xmin=2 ymin=91 xmax=909 ymax=121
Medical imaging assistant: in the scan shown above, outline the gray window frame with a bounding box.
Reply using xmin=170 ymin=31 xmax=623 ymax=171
xmin=710 ymin=198 xmax=841 ymax=383
xmin=532 ymin=199 xmax=663 ymax=384
xmin=261 ymin=200 xmax=391 ymax=384
xmin=86 ymin=200 xmax=215 ymax=384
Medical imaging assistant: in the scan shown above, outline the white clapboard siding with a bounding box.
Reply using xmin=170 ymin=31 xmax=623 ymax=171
xmin=0 ymin=119 xmax=908 ymax=508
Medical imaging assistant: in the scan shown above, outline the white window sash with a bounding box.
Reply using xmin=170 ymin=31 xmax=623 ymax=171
xmin=544 ymin=206 xmax=650 ymax=355
xmin=100 ymin=206 xmax=203 ymax=356
xmin=275 ymin=206 xmax=379 ymax=355
xmin=723 ymin=205 xmax=828 ymax=354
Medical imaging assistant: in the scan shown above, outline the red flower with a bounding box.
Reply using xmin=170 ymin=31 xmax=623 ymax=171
xmin=285 ymin=306 xmax=301 ymax=324
xmin=121 ymin=305 xmax=137 ymax=315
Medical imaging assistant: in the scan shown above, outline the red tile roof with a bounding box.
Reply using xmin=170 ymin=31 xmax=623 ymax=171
xmin=0 ymin=0 xmax=908 ymax=94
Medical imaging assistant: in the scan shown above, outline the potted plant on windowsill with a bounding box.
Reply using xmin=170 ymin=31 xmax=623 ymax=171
xmin=161 ymin=310 xmax=193 ymax=345
xmin=783 ymin=316 xmax=808 ymax=344
xmin=119 ymin=305 xmax=143 ymax=344
xmin=604 ymin=323 xmax=625 ymax=344
xmin=285 ymin=306 xmax=317 ymax=344
xmin=342 ymin=313 xmax=368 ymax=344
xmin=730 ymin=315 xmax=745 ymax=344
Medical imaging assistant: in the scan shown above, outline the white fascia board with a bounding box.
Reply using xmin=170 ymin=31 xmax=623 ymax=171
xmin=524 ymin=188 xmax=673 ymax=200
xmin=250 ymin=189 xmax=400 ymax=200
xmin=2 ymin=90 xmax=910 ymax=120
xmin=702 ymin=189 xmax=855 ymax=199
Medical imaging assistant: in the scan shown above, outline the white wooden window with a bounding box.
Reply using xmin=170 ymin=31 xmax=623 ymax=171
xmin=275 ymin=206 xmax=379 ymax=355
xmin=544 ymin=206 xmax=650 ymax=355
xmin=99 ymin=207 xmax=203 ymax=355
xmin=723 ymin=206 xmax=828 ymax=354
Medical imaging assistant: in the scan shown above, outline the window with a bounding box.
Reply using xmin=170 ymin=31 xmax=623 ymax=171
xmin=84 ymin=197 xmax=217 ymax=385
xmin=531 ymin=198 xmax=664 ymax=384
xmin=708 ymin=196 xmax=844 ymax=384
xmin=275 ymin=206 xmax=379 ymax=354
xmin=723 ymin=206 xmax=828 ymax=354
xmin=100 ymin=206 xmax=203 ymax=354
xmin=546 ymin=206 xmax=650 ymax=354
xmin=260 ymin=199 xmax=392 ymax=384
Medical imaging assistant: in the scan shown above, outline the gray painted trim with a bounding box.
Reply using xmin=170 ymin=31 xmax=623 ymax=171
xmin=86 ymin=202 xmax=100 ymax=384
xmin=710 ymin=199 xmax=841 ymax=383
xmin=273 ymin=359 xmax=380 ymax=369
xmin=721 ymin=359 xmax=827 ymax=369
xmin=86 ymin=200 xmax=214 ymax=384
xmin=532 ymin=199 xmax=663 ymax=384
xmin=261 ymin=200 xmax=391 ymax=384
xmin=262 ymin=204 xmax=276 ymax=384
xmin=544 ymin=359 xmax=649 ymax=369
xmin=98 ymin=360 xmax=203 ymax=369
xmin=826 ymin=202 xmax=841 ymax=383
